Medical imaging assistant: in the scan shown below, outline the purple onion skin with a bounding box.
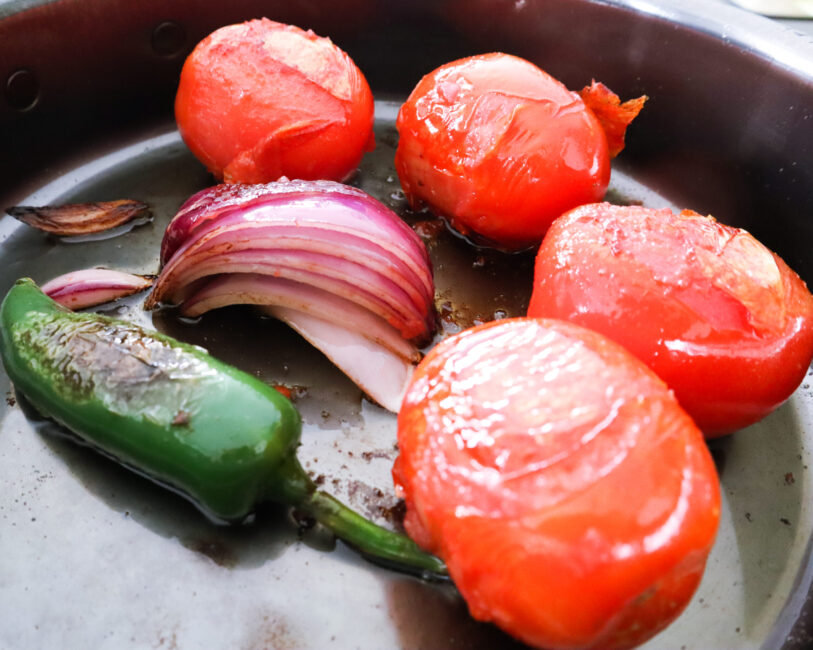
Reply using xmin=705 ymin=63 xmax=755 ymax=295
xmin=161 ymin=180 xmax=430 ymax=273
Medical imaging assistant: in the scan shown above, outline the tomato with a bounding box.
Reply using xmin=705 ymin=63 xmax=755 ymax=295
xmin=527 ymin=203 xmax=813 ymax=437
xmin=394 ymin=53 xmax=645 ymax=250
xmin=175 ymin=19 xmax=375 ymax=183
xmin=394 ymin=318 xmax=720 ymax=650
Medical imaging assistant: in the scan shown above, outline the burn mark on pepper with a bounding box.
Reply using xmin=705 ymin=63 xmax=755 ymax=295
xmin=172 ymin=410 xmax=191 ymax=426
xmin=13 ymin=312 xmax=217 ymax=424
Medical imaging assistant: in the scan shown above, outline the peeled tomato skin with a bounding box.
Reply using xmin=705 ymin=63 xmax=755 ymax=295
xmin=527 ymin=203 xmax=813 ymax=436
xmin=394 ymin=53 xmax=610 ymax=250
xmin=175 ymin=19 xmax=374 ymax=184
xmin=394 ymin=318 xmax=720 ymax=650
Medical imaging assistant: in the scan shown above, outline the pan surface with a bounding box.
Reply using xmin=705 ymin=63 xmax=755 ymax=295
xmin=1 ymin=1 xmax=812 ymax=648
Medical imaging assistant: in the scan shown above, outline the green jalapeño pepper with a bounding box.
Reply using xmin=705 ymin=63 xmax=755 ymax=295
xmin=0 ymin=278 xmax=445 ymax=576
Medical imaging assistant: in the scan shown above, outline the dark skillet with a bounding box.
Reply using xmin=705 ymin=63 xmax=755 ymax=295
xmin=0 ymin=1 xmax=811 ymax=648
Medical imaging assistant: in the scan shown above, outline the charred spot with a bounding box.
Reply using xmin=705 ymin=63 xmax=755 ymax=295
xmin=172 ymin=410 xmax=191 ymax=426
xmin=15 ymin=312 xmax=216 ymax=419
xmin=361 ymin=449 xmax=395 ymax=462
xmin=378 ymin=499 xmax=407 ymax=529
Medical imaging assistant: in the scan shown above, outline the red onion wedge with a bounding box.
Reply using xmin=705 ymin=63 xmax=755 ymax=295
xmin=148 ymin=179 xmax=436 ymax=412
xmin=7 ymin=200 xmax=151 ymax=236
xmin=41 ymin=268 xmax=154 ymax=309
xmin=148 ymin=181 xmax=434 ymax=340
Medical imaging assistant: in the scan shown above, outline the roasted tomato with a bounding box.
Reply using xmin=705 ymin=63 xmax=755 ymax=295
xmin=394 ymin=318 xmax=720 ymax=650
xmin=394 ymin=53 xmax=645 ymax=249
xmin=527 ymin=203 xmax=813 ymax=437
xmin=175 ymin=18 xmax=375 ymax=183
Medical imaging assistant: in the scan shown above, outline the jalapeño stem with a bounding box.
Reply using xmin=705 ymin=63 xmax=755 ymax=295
xmin=298 ymin=490 xmax=447 ymax=577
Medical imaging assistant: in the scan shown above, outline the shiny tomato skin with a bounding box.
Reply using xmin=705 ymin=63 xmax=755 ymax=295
xmin=395 ymin=53 xmax=610 ymax=250
xmin=175 ymin=19 xmax=374 ymax=183
xmin=394 ymin=318 xmax=720 ymax=650
xmin=527 ymin=203 xmax=813 ymax=437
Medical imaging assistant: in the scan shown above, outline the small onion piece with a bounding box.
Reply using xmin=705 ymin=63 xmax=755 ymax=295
xmin=41 ymin=268 xmax=154 ymax=309
xmin=7 ymin=200 xmax=151 ymax=236
xmin=149 ymin=180 xmax=436 ymax=412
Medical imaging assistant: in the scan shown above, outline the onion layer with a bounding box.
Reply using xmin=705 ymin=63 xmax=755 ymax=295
xmin=182 ymin=274 xmax=420 ymax=363
xmin=148 ymin=180 xmax=436 ymax=412
xmin=42 ymin=269 xmax=153 ymax=309
xmin=264 ymin=307 xmax=415 ymax=413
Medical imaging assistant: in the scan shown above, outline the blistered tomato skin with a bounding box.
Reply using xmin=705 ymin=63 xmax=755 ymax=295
xmin=394 ymin=318 xmax=720 ymax=650
xmin=527 ymin=203 xmax=813 ymax=436
xmin=395 ymin=53 xmax=611 ymax=250
xmin=175 ymin=19 xmax=375 ymax=184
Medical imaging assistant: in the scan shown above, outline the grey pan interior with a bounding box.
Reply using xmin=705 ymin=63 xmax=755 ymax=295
xmin=1 ymin=0 xmax=812 ymax=648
